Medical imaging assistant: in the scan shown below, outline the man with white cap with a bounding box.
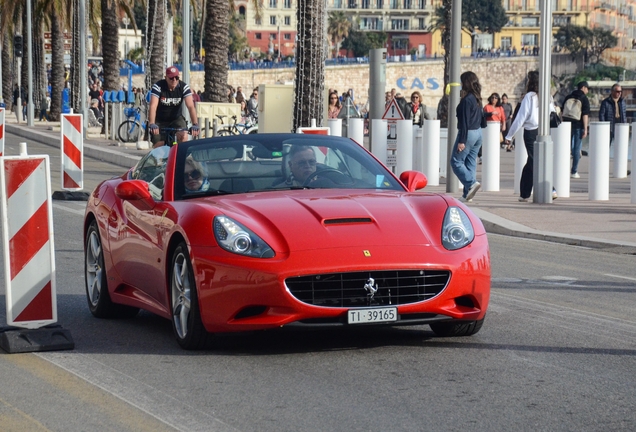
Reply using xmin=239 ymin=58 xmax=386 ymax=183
xmin=148 ymin=65 xmax=200 ymax=147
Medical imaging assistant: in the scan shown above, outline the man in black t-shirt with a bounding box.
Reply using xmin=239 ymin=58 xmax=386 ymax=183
xmin=148 ymin=66 xmax=200 ymax=147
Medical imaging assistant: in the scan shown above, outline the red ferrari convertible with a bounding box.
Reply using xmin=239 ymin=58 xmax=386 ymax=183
xmin=84 ymin=134 xmax=490 ymax=349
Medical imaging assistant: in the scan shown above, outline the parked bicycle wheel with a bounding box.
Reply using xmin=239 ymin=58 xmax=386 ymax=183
xmin=118 ymin=120 xmax=143 ymax=142
xmin=216 ymin=128 xmax=235 ymax=136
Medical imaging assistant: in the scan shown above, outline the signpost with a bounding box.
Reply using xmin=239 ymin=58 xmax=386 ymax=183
xmin=382 ymin=99 xmax=405 ymax=169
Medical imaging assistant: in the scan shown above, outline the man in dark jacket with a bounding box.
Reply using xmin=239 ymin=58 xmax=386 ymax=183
xmin=562 ymin=81 xmax=591 ymax=178
xmin=599 ymin=83 xmax=626 ymax=145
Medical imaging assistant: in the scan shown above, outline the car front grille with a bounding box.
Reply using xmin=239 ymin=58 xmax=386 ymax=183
xmin=285 ymin=270 xmax=450 ymax=308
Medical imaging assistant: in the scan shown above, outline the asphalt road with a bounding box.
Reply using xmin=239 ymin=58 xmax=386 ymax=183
xmin=0 ymin=134 xmax=635 ymax=431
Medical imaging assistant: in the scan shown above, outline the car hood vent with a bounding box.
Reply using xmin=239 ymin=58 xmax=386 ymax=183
xmin=323 ymin=217 xmax=373 ymax=225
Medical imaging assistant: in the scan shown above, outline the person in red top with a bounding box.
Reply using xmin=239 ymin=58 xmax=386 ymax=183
xmin=483 ymin=92 xmax=506 ymax=148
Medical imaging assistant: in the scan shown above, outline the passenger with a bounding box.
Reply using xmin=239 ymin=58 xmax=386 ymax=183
xmin=184 ymin=156 xmax=210 ymax=193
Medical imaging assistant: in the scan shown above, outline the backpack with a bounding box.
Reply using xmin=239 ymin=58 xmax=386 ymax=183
xmin=562 ymin=97 xmax=582 ymax=121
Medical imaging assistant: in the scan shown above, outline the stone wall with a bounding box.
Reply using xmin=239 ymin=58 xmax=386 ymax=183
xmin=130 ymin=56 xmax=541 ymax=117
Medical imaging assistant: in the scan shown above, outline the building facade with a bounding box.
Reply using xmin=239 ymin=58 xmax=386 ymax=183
xmin=237 ymin=0 xmax=298 ymax=58
xmin=239 ymin=0 xmax=636 ymax=59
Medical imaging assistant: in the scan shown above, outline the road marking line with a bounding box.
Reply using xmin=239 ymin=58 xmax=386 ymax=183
xmin=52 ymin=202 xmax=84 ymax=216
xmin=604 ymin=273 xmax=636 ymax=282
xmin=37 ymin=352 xmax=239 ymax=432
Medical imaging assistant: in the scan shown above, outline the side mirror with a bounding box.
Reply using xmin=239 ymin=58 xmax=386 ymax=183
xmin=115 ymin=180 xmax=152 ymax=201
xmin=399 ymin=170 xmax=427 ymax=192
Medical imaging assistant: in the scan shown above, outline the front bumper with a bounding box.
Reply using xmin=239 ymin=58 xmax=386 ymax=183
xmin=191 ymin=238 xmax=490 ymax=333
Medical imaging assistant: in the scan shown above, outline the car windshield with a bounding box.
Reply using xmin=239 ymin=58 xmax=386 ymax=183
xmin=174 ymin=134 xmax=403 ymax=200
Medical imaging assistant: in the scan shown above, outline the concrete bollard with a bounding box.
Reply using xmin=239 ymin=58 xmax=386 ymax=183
xmin=328 ymin=118 xmax=342 ymax=137
xmin=347 ymin=118 xmax=364 ymax=146
xmin=439 ymin=128 xmax=448 ymax=178
xmin=412 ymin=125 xmax=423 ymax=172
xmin=422 ymin=119 xmax=441 ymax=186
xmin=396 ymin=120 xmax=413 ymax=173
xmin=613 ymin=123 xmax=629 ymax=178
xmin=631 ymin=122 xmax=636 ymax=204
xmin=551 ymin=120 xmax=571 ymax=198
xmin=513 ymin=128 xmax=527 ymax=195
xmin=481 ymin=121 xmax=500 ymax=191
xmin=589 ymin=122 xmax=610 ymax=201
xmin=371 ymin=119 xmax=388 ymax=166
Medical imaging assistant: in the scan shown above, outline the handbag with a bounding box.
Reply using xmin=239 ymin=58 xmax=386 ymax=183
xmin=481 ymin=112 xmax=488 ymax=128
xmin=550 ymin=111 xmax=561 ymax=129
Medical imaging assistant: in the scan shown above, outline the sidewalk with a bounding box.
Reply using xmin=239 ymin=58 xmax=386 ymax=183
xmin=6 ymin=116 xmax=636 ymax=253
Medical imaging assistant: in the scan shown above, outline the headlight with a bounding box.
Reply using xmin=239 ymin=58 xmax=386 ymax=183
xmin=213 ymin=216 xmax=275 ymax=258
xmin=441 ymin=206 xmax=475 ymax=250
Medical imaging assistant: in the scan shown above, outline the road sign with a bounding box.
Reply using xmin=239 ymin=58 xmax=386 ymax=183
xmin=382 ymin=98 xmax=405 ymax=121
xmin=61 ymin=114 xmax=84 ymax=191
xmin=382 ymin=98 xmax=405 ymax=156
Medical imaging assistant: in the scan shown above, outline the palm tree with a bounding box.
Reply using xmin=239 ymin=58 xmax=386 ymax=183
xmin=202 ymin=0 xmax=229 ymax=102
xmin=1 ymin=0 xmax=23 ymax=111
xmin=293 ymin=0 xmax=327 ymax=130
xmin=146 ymin=0 xmax=166 ymax=87
xmin=327 ymin=11 xmax=350 ymax=59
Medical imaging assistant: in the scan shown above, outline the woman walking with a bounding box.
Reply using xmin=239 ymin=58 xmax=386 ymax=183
xmin=504 ymin=70 xmax=557 ymax=202
xmin=450 ymin=71 xmax=483 ymax=202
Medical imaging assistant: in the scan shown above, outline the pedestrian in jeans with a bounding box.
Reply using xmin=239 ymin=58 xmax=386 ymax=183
xmin=450 ymin=71 xmax=483 ymax=202
xmin=562 ymin=81 xmax=590 ymax=178
xmin=504 ymin=70 xmax=557 ymax=202
xmin=598 ymin=83 xmax=626 ymax=146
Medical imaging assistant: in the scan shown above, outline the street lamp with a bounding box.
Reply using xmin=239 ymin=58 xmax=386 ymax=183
xmin=122 ymin=17 xmax=130 ymax=60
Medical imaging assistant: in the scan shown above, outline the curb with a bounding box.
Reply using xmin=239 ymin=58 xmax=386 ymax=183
xmin=472 ymin=208 xmax=636 ymax=254
xmin=6 ymin=124 xmax=141 ymax=168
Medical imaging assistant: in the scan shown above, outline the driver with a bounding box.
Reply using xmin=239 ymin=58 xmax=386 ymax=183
xmin=184 ymin=156 xmax=210 ymax=193
xmin=287 ymin=145 xmax=317 ymax=185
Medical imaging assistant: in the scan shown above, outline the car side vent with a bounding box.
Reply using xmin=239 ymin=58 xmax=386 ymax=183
xmin=234 ymin=306 xmax=267 ymax=320
xmin=323 ymin=217 xmax=373 ymax=225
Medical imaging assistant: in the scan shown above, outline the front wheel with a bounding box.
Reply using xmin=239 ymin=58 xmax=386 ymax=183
xmin=118 ymin=120 xmax=141 ymax=142
xmin=429 ymin=317 xmax=485 ymax=337
xmin=216 ymin=128 xmax=234 ymax=137
xmin=170 ymin=243 xmax=212 ymax=349
xmin=85 ymin=221 xmax=139 ymax=318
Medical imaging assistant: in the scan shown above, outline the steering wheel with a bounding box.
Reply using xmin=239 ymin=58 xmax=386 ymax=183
xmin=302 ymin=168 xmax=353 ymax=187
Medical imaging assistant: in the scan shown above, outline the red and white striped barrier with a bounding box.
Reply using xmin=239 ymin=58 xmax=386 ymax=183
xmin=0 ymin=108 xmax=5 ymax=156
xmin=0 ymin=151 xmax=57 ymax=329
xmin=61 ymin=114 xmax=84 ymax=190
xmin=296 ymin=118 xmax=330 ymax=135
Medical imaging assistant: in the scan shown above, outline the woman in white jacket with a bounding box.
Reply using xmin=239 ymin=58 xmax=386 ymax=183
xmin=504 ymin=70 xmax=556 ymax=202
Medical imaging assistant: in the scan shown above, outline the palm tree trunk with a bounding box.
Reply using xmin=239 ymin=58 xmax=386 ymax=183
xmin=71 ymin=0 xmax=81 ymax=112
xmin=146 ymin=0 xmax=166 ymax=87
xmin=293 ymin=0 xmax=327 ymax=130
xmin=50 ymin=13 xmax=65 ymax=121
xmin=101 ymin=0 xmax=119 ymax=91
xmin=33 ymin=28 xmax=46 ymax=111
xmin=203 ymin=0 xmax=229 ymax=102
xmin=2 ymin=36 xmax=12 ymax=109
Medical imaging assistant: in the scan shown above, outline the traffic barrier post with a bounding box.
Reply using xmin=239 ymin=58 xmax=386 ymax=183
xmin=613 ymin=123 xmax=629 ymax=178
xmin=481 ymin=121 xmax=500 ymax=191
xmin=0 ymin=144 xmax=74 ymax=353
xmin=589 ymin=122 xmax=610 ymax=201
xmin=551 ymin=121 xmax=571 ymax=198
xmin=0 ymin=108 xmax=5 ymax=156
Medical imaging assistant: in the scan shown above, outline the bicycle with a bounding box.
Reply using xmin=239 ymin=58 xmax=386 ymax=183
xmin=217 ymin=115 xmax=258 ymax=136
xmin=156 ymin=126 xmax=193 ymax=147
xmin=118 ymin=106 xmax=147 ymax=143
